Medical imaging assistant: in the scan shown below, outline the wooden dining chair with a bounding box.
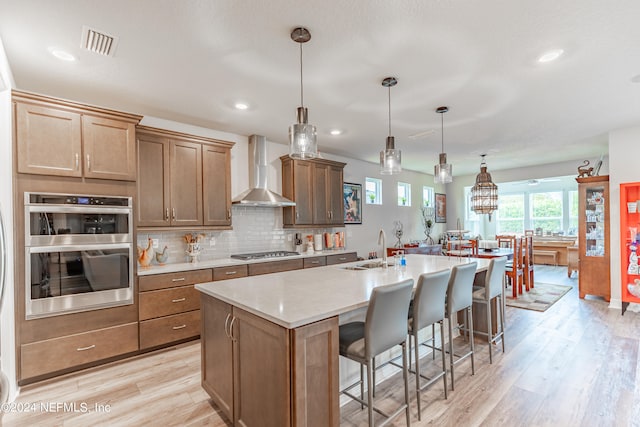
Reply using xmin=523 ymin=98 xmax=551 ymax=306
xmin=504 ymin=236 xmax=524 ymax=298
xmin=496 ymin=235 xmax=514 ymax=248
xmin=522 ymin=235 xmax=534 ymax=290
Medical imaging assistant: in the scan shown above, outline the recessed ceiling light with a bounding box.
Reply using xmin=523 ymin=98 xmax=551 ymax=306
xmin=330 ymin=129 xmax=342 ymax=136
xmin=234 ymin=102 xmax=249 ymax=110
xmin=537 ymin=49 xmax=564 ymax=63
xmin=48 ymin=47 xmax=75 ymax=61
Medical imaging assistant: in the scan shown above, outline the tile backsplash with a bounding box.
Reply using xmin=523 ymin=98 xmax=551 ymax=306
xmin=136 ymin=206 xmax=346 ymax=264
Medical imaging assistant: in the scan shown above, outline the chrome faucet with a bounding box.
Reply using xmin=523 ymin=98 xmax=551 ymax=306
xmin=377 ymin=228 xmax=387 ymax=266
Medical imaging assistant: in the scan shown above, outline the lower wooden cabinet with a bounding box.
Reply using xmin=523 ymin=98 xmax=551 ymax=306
xmin=138 ymin=268 xmax=212 ymax=350
xmin=201 ymin=295 xmax=339 ymax=427
xmin=140 ymin=310 xmax=201 ymax=349
xmin=20 ymin=322 xmax=138 ymax=380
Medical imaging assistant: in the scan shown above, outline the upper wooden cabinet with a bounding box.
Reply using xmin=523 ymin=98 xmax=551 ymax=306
xmin=13 ymin=91 xmax=141 ymax=181
xmin=280 ymin=156 xmax=346 ymax=228
xmin=136 ymin=126 xmax=234 ymax=229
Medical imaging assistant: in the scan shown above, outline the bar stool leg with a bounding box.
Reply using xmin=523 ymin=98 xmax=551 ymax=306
xmin=448 ymin=315 xmax=455 ymax=390
xmin=414 ymin=331 xmax=422 ymax=420
xmin=402 ymin=341 xmax=411 ymax=427
xmin=360 ymin=363 xmax=364 ymax=410
xmin=487 ymin=298 xmax=493 ymax=364
xmin=439 ymin=320 xmax=448 ymax=399
xmin=469 ymin=306 xmax=475 ymax=375
xmin=366 ymin=360 xmax=374 ymax=427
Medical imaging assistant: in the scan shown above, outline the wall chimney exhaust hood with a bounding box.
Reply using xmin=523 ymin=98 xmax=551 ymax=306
xmin=232 ymin=135 xmax=296 ymax=207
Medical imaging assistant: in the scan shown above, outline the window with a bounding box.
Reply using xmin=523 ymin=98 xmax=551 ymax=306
xmin=422 ymin=186 xmax=434 ymax=207
xmin=568 ymin=190 xmax=579 ymax=235
xmin=530 ymin=191 xmax=563 ymax=234
xmin=398 ymin=182 xmax=411 ymax=206
xmin=496 ymin=194 xmax=525 ymax=233
xmin=365 ymin=177 xmax=382 ymax=204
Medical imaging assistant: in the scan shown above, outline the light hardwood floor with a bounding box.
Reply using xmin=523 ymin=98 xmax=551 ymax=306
xmin=2 ymin=266 xmax=638 ymax=426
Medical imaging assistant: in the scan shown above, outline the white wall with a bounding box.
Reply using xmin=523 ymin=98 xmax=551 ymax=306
xmin=0 ymin=36 xmax=17 ymax=402
xmin=609 ymin=125 xmax=640 ymax=310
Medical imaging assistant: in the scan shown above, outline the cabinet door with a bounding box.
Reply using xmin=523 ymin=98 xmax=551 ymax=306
xmin=327 ymin=164 xmax=344 ymax=225
xmin=170 ymin=140 xmax=203 ymax=226
xmin=137 ymin=136 xmax=170 ymax=227
xmin=203 ymin=144 xmax=231 ymax=226
xmin=15 ymin=102 xmax=82 ymax=177
xmin=313 ymin=164 xmax=329 ymax=224
xmin=293 ymin=160 xmax=314 ymax=225
xmin=201 ymin=296 xmax=234 ymax=422
xmin=233 ymin=308 xmax=291 ymax=427
xmin=82 ymin=115 xmax=136 ymax=181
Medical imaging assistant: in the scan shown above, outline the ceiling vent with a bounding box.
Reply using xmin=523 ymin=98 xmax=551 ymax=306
xmin=80 ymin=25 xmax=119 ymax=57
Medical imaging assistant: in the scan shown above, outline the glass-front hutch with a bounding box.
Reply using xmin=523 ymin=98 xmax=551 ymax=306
xmin=576 ymin=175 xmax=610 ymax=301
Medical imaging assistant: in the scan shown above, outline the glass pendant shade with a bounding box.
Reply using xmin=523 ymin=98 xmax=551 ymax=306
xmin=289 ymin=27 xmax=318 ymax=160
xmin=471 ymin=157 xmax=498 ymax=220
xmin=434 ymin=152 xmax=453 ymax=183
xmin=434 ymin=106 xmax=453 ymax=184
xmin=379 ymin=77 xmax=401 ymax=175
xmin=380 ymin=136 xmax=401 ymax=174
xmin=289 ymin=107 xmax=317 ymax=159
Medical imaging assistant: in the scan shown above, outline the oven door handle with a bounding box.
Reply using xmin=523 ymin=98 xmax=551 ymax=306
xmin=26 ymin=205 xmax=132 ymax=215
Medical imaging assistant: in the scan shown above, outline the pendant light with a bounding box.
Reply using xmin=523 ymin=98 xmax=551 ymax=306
xmin=434 ymin=106 xmax=453 ymax=183
xmin=289 ymin=27 xmax=318 ymax=159
xmin=380 ymin=77 xmax=401 ymax=175
xmin=471 ymin=154 xmax=498 ymax=220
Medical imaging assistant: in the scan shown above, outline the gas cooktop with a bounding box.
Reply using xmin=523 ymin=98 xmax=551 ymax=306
xmin=230 ymin=251 xmax=300 ymax=261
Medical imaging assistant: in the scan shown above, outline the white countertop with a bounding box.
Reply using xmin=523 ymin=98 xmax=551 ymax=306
xmin=137 ymin=249 xmax=354 ymax=276
xmin=195 ymin=254 xmax=491 ymax=329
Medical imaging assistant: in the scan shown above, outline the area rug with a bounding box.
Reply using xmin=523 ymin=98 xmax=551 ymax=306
xmin=505 ymin=282 xmax=572 ymax=312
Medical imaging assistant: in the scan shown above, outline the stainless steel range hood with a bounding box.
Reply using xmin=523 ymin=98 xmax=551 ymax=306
xmin=232 ymin=135 xmax=295 ymax=207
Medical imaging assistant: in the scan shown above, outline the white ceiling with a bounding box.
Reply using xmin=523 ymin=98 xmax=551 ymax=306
xmin=1 ymin=0 xmax=638 ymax=175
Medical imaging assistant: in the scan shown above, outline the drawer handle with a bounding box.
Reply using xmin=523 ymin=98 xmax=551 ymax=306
xmin=171 ymin=278 xmax=186 ymax=282
xmin=224 ymin=313 xmax=231 ymax=338
xmin=172 ymin=324 xmax=187 ymax=330
xmin=76 ymin=344 xmax=96 ymax=352
xmin=172 ymin=297 xmax=186 ymax=303
xmin=311 ymin=261 xmax=319 ymax=264
xmin=229 ymin=316 xmax=237 ymax=341
xmin=225 ymin=271 xmax=237 ymax=275
xmin=338 ymin=257 xmax=346 ymax=261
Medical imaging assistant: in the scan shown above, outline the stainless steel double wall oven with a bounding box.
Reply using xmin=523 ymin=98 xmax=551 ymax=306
xmin=24 ymin=192 xmax=134 ymax=319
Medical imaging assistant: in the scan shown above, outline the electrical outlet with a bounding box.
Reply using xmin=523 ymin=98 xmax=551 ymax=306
xmin=151 ymin=238 xmax=159 ymax=248
xmin=287 ymin=234 xmax=293 ymax=241
xmin=209 ymin=237 xmax=216 ymax=246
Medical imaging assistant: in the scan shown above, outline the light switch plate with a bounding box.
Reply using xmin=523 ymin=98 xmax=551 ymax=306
xmin=151 ymin=238 xmax=159 ymax=248
xmin=210 ymin=237 xmax=216 ymax=246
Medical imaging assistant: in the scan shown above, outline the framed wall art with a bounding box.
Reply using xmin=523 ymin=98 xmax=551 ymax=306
xmin=343 ymin=182 xmax=362 ymax=224
xmin=435 ymin=193 xmax=446 ymax=223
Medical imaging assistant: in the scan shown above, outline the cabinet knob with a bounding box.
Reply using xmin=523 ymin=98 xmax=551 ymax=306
xmin=75 ymin=153 xmax=79 ymax=170
xmin=165 ymin=208 xmax=170 ymax=221
xmin=86 ymin=154 xmax=91 ymax=171
xmin=295 ymin=211 xmax=299 ymax=219
xmin=172 ymin=208 xmax=176 ymax=220
xmin=227 ymin=209 xmax=231 ymax=220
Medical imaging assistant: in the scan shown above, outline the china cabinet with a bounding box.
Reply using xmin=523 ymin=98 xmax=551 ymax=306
xmin=619 ymin=181 xmax=640 ymax=314
xmin=576 ymin=175 xmax=610 ymax=301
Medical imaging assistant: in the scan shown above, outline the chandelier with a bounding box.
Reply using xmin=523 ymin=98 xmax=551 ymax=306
xmin=470 ymin=154 xmax=498 ymax=220
xmin=289 ymin=27 xmax=318 ymax=159
xmin=379 ymin=77 xmax=401 ymax=174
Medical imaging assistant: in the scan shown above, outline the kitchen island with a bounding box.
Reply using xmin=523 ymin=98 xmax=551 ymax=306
xmin=195 ymin=254 xmax=490 ymax=427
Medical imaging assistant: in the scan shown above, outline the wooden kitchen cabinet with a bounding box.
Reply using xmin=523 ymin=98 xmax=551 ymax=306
xmin=281 ymin=156 xmax=346 ymax=227
xmin=201 ymin=295 xmax=339 ymax=427
xmin=14 ymin=91 xmax=140 ymax=181
xmin=138 ymin=268 xmax=212 ymax=350
xmin=576 ymin=175 xmax=610 ymax=301
xmin=136 ymin=126 xmax=234 ymax=229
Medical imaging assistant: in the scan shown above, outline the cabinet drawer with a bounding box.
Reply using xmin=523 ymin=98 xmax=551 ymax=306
xmin=139 ymin=310 xmax=201 ymax=349
xmin=213 ymin=264 xmax=248 ymax=281
xmin=138 ymin=269 xmax=212 ymax=292
xmin=21 ymin=322 xmax=138 ymax=380
xmin=326 ymin=252 xmax=358 ymax=265
xmin=139 ymin=285 xmax=200 ymax=321
xmin=304 ymin=256 xmax=326 ymax=268
xmin=248 ymin=259 xmax=304 ymax=276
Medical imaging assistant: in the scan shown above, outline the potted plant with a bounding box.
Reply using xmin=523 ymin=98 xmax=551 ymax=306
xmin=369 ymin=193 xmax=376 ymax=203
xmin=421 ymin=206 xmax=435 ymax=244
